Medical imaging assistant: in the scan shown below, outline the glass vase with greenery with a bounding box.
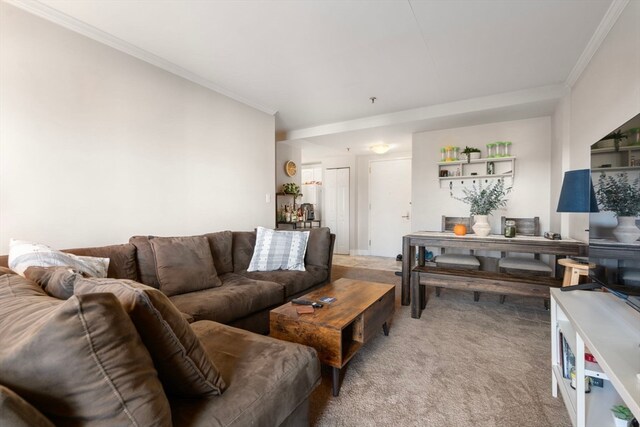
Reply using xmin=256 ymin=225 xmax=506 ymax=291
xmin=595 ymin=172 xmax=640 ymax=217
xmin=452 ymin=179 xmax=511 ymax=216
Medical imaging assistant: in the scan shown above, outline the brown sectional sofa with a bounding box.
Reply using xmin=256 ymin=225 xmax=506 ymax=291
xmin=0 ymin=227 xmax=335 ymax=426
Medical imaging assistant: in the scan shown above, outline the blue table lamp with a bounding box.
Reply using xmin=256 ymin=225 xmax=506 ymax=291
xmin=556 ymin=169 xmax=599 ymax=213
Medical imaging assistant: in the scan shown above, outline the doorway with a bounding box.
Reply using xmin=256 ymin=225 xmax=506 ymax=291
xmin=324 ymin=167 xmax=350 ymax=254
xmin=369 ymin=158 xmax=411 ymax=257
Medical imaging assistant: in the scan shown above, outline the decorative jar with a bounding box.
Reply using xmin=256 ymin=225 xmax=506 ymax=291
xmin=504 ymin=220 xmax=516 ymax=238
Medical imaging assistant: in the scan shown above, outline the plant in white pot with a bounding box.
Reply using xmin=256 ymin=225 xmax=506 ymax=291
xmin=461 ymin=146 xmax=482 ymax=162
xmin=611 ymin=405 xmax=633 ymax=427
xmin=595 ymin=173 xmax=640 ymax=243
xmin=451 ymin=179 xmax=511 ymax=236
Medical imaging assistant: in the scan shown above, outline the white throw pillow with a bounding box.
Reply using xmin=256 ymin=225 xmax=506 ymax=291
xmin=247 ymin=227 xmax=309 ymax=272
xmin=8 ymin=239 xmax=109 ymax=278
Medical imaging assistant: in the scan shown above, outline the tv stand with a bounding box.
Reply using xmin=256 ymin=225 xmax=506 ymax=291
xmin=550 ymin=288 xmax=640 ymax=426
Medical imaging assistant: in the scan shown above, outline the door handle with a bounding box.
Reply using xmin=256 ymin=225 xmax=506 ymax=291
xmin=401 ymin=215 xmax=410 ymax=219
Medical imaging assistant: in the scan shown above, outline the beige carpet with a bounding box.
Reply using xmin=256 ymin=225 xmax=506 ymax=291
xmin=309 ymin=265 xmax=571 ymax=427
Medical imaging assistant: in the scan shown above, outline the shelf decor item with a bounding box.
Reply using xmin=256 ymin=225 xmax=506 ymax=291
xmin=282 ymin=183 xmax=301 ymax=197
xmin=611 ymin=405 xmax=633 ymax=427
xmin=595 ymin=172 xmax=640 ymax=243
xmin=598 ymin=129 xmax=627 ymax=150
xmin=486 ymin=143 xmax=497 ymax=158
xmin=451 ymin=179 xmax=511 ymax=236
xmin=461 ymin=146 xmax=481 ymax=163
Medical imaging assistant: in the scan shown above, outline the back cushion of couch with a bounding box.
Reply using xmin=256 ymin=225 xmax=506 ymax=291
xmin=232 ymin=231 xmax=257 ymax=272
xmin=0 ymin=274 xmax=171 ymax=426
xmin=129 ymin=236 xmax=160 ymax=288
xmin=0 ymin=243 xmax=138 ymax=281
xmin=203 ymin=231 xmax=234 ymax=274
xmin=304 ymin=227 xmax=332 ymax=269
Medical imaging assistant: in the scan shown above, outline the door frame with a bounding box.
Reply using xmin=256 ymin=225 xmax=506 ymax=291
xmin=367 ymin=156 xmax=412 ymax=257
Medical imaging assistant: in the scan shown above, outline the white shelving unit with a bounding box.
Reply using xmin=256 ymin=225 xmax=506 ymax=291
xmin=437 ymin=156 xmax=515 ymax=189
xmin=551 ymin=289 xmax=640 ymax=427
xmin=591 ymin=146 xmax=640 ymax=172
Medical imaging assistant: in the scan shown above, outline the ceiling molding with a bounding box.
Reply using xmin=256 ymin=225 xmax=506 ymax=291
xmin=565 ymin=0 xmax=629 ymax=88
xmin=5 ymin=0 xmax=278 ymax=116
xmin=285 ymin=84 xmax=568 ymax=141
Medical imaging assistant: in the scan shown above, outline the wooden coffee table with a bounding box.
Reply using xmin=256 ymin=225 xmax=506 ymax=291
xmin=269 ymin=278 xmax=395 ymax=396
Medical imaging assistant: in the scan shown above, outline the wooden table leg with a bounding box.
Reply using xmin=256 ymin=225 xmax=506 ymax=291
xmin=332 ymin=367 xmax=341 ymax=397
xmin=402 ymin=236 xmax=411 ymax=306
xmin=411 ymin=269 xmax=422 ymax=319
xmin=382 ymin=321 xmax=390 ymax=336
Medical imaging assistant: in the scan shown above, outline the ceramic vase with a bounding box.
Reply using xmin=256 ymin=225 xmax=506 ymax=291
xmin=612 ymin=216 xmax=640 ymax=244
xmin=472 ymin=215 xmax=491 ymax=237
xmin=612 ymin=415 xmax=630 ymax=427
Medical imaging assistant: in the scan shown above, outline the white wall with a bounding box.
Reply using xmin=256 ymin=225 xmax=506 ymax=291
xmin=555 ymin=0 xmax=640 ymax=241
xmin=275 ymin=143 xmax=301 ymax=191
xmin=0 ymin=3 xmax=275 ymax=253
xmin=412 ymin=117 xmax=552 ymax=235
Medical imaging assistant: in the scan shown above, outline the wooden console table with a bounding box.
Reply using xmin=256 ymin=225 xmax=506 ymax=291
xmin=401 ymin=232 xmax=588 ymax=306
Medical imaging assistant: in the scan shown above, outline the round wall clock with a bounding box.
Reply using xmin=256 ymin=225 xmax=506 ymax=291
xmin=285 ymin=160 xmax=297 ymax=177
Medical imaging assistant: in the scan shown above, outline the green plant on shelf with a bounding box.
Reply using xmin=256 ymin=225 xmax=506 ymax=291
xmin=282 ymin=183 xmax=301 ymax=197
xmin=611 ymin=405 xmax=633 ymax=421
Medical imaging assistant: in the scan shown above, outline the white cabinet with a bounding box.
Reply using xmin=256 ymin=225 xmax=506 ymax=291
xmin=550 ymin=289 xmax=640 ymax=427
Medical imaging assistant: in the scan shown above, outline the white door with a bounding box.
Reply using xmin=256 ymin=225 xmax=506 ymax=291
xmin=369 ymin=158 xmax=411 ymax=257
xmin=324 ymin=168 xmax=350 ymax=254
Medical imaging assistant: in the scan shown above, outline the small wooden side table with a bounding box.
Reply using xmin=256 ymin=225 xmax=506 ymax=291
xmin=557 ymin=258 xmax=594 ymax=287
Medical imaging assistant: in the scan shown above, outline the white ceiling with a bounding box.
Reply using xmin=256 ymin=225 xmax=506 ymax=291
xmin=18 ymin=0 xmax=616 ymax=158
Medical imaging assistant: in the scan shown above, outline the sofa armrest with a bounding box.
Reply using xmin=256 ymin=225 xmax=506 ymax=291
xmin=0 ymin=385 xmax=54 ymax=427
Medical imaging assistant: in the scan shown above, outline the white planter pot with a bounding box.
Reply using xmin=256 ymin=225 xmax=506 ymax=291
xmin=612 ymin=216 xmax=640 ymax=243
xmin=472 ymin=215 xmax=491 ymax=237
xmin=461 ymin=152 xmax=481 ymax=161
xmin=612 ymin=415 xmax=630 ymax=427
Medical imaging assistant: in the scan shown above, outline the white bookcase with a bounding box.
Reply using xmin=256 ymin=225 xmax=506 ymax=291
xmin=550 ymin=288 xmax=640 ymax=427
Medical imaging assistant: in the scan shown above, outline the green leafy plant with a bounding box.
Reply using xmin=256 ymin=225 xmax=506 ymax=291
xmin=596 ymin=173 xmax=640 ymax=217
xmin=611 ymin=405 xmax=633 ymax=421
xmin=451 ymin=179 xmax=511 ymax=216
xmin=282 ymin=183 xmax=301 ymax=196
xmin=462 ymin=146 xmax=481 ymax=154
xmin=599 ymin=129 xmax=627 ymax=151
xmin=462 ymin=146 xmax=481 ymax=162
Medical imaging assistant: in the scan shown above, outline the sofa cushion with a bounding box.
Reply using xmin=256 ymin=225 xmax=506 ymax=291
xmin=150 ymin=236 xmax=222 ymax=296
xmin=8 ymin=239 xmax=109 ymax=277
xmin=0 ymin=274 xmax=171 ymax=426
xmin=63 ymin=243 xmax=138 ymax=280
xmin=169 ymin=273 xmax=284 ymax=324
xmin=203 ymin=231 xmax=234 ymax=275
xmin=171 ymin=321 xmax=320 ymax=427
xmin=232 ymin=231 xmax=256 ymax=272
xmin=0 ymin=266 xmax=15 ymax=276
xmin=241 ymin=265 xmax=329 ymax=297
xmin=74 ymin=277 xmax=226 ymax=397
xmin=23 ymin=266 xmax=79 ymax=299
xmin=129 ymin=235 xmax=160 ymax=288
xmin=0 ymin=385 xmax=54 ymax=427
xmin=248 ymin=227 xmax=310 ymax=272
xmin=304 ymin=227 xmax=332 ymax=269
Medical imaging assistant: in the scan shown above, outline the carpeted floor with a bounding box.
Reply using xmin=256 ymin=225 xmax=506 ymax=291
xmin=309 ymin=265 xmax=571 ymax=427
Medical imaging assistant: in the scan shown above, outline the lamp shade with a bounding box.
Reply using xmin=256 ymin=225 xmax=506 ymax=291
xmin=556 ymin=169 xmax=599 ymax=213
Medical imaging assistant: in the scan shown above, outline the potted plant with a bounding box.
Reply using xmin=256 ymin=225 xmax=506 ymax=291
xmin=451 ymin=179 xmax=511 ymax=236
xmin=461 ymin=146 xmax=482 ymax=162
xmin=598 ymin=129 xmax=627 ymax=151
xmin=595 ymin=172 xmax=640 ymax=243
xmin=611 ymin=405 xmax=633 ymax=427
xmin=282 ymin=183 xmax=301 ymax=197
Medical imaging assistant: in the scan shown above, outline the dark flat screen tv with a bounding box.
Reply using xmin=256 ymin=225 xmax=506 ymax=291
xmin=589 ymin=112 xmax=640 ymax=301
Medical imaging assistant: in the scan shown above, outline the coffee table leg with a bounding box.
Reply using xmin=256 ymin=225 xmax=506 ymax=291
xmin=332 ymin=367 xmax=341 ymax=396
xmin=382 ymin=321 xmax=390 ymax=336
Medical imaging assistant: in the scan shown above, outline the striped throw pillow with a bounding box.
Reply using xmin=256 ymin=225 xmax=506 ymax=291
xmin=8 ymin=239 xmax=109 ymax=278
xmin=247 ymin=227 xmax=309 ymax=272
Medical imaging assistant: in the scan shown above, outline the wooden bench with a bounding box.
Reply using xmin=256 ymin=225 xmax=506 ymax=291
xmin=410 ymin=266 xmax=562 ymax=319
